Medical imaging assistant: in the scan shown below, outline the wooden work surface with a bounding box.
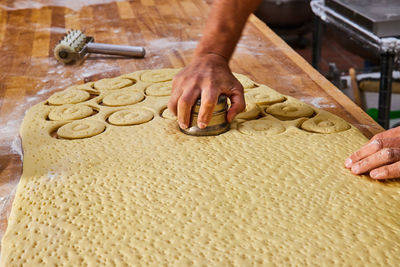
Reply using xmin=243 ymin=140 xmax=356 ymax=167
xmin=0 ymin=0 xmax=383 ymax=246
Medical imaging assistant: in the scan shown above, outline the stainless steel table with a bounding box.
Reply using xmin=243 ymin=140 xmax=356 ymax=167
xmin=311 ymin=0 xmax=400 ymax=129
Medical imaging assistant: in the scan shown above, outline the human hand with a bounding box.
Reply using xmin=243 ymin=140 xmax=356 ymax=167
xmin=168 ymin=53 xmax=245 ymax=129
xmin=345 ymin=126 xmax=400 ymax=179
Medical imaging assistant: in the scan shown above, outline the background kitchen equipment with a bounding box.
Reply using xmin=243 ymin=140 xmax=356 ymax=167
xmin=255 ymin=0 xmax=313 ymax=48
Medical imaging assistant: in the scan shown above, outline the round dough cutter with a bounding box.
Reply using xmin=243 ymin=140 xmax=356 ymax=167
xmin=180 ymin=95 xmax=230 ymax=136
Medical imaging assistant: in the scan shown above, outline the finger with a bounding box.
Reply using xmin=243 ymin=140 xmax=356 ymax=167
xmin=350 ymin=148 xmax=400 ymax=174
xmin=227 ymin=91 xmax=245 ymax=123
xmin=345 ymin=139 xmax=383 ymax=168
xmin=371 ymin=126 xmax=400 ymax=141
xmin=177 ymin=88 xmax=200 ymax=129
xmin=370 ymin=161 xmax=400 ymax=179
xmin=225 ymin=81 xmax=245 ymax=122
xmin=197 ymin=88 xmax=218 ymax=129
xmin=168 ymin=78 xmax=182 ymax=116
xmin=345 ymin=137 xmax=400 ymax=168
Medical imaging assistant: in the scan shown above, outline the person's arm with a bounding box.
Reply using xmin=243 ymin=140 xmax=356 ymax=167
xmin=345 ymin=126 xmax=400 ymax=179
xmin=168 ymin=0 xmax=262 ymax=129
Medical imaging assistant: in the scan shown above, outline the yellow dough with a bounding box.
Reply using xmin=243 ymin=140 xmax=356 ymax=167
xmin=145 ymin=82 xmax=172 ymax=96
xmin=107 ymin=108 xmax=154 ymax=126
xmin=94 ymin=77 xmax=134 ymax=90
xmin=238 ymin=116 xmax=285 ymax=136
xmin=233 ymin=73 xmax=256 ymax=90
xmin=301 ymin=111 xmax=351 ymax=134
xmin=266 ymin=99 xmax=315 ymax=120
xmin=102 ymin=91 xmax=145 ymax=107
xmin=161 ymin=107 xmax=177 ymax=120
xmin=57 ymin=120 xmax=106 ymax=139
xmin=47 ymin=89 xmax=90 ymax=105
xmin=48 ymin=104 xmax=94 ymax=121
xmin=68 ymin=82 xmax=99 ymax=94
xmin=235 ymin=103 xmax=261 ymax=120
xmin=140 ymin=68 xmax=180 ymax=83
xmin=2 ymin=69 xmax=400 ymax=266
xmin=244 ymin=85 xmax=286 ymax=105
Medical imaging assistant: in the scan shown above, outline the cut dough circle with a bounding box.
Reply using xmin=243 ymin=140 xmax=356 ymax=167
xmin=238 ymin=117 xmax=285 ymax=136
xmin=140 ymin=69 xmax=180 ymax=83
xmin=94 ymin=77 xmax=134 ymax=90
xmin=68 ymin=82 xmax=99 ymax=94
xmin=301 ymin=111 xmax=351 ymax=134
xmin=47 ymin=89 xmax=90 ymax=105
xmin=145 ymin=82 xmax=172 ymax=96
xmin=57 ymin=120 xmax=106 ymax=139
xmin=161 ymin=108 xmax=176 ymax=120
xmin=235 ymin=103 xmax=261 ymax=120
xmin=245 ymin=85 xmax=286 ymax=105
xmin=233 ymin=73 xmax=256 ymax=89
xmin=48 ymin=105 xmax=94 ymax=121
xmin=266 ymin=101 xmax=314 ymax=120
xmin=102 ymin=91 xmax=144 ymax=106
xmin=108 ymin=108 xmax=154 ymax=126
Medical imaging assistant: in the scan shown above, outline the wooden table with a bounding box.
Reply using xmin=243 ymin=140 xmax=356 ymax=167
xmin=0 ymin=0 xmax=382 ymax=247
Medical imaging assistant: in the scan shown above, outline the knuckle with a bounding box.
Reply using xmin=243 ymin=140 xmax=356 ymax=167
xmin=353 ymin=150 xmax=363 ymax=159
xmin=380 ymin=166 xmax=390 ymax=176
xmin=179 ymin=99 xmax=190 ymax=108
xmin=237 ymin=100 xmax=246 ymax=111
xmin=359 ymin=158 xmax=368 ymax=166
xmin=373 ymin=138 xmax=384 ymax=150
xmin=381 ymin=148 xmax=394 ymax=160
xmin=180 ymin=94 xmax=193 ymax=105
xmin=202 ymin=99 xmax=215 ymax=108
xmin=235 ymin=82 xmax=244 ymax=91
xmin=198 ymin=112 xmax=212 ymax=121
xmin=167 ymin=102 xmax=175 ymax=111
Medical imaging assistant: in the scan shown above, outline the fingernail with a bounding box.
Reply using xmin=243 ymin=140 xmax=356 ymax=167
xmin=351 ymin=164 xmax=360 ymax=174
xmin=179 ymin=122 xmax=187 ymax=129
xmin=370 ymin=170 xmax=386 ymax=179
xmin=198 ymin=122 xmax=207 ymax=129
xmin=345 ymin=158 xmax=352 ymax=168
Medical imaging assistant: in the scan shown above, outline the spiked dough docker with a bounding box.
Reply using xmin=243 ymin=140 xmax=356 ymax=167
xmin=54 ymin=29 xmax=145 ymax=64
xmin=180 ymin=95 xmax=230 ymax=136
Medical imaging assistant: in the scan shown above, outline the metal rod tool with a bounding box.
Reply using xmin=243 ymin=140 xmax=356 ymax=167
xmin=54 ymin=29 xmax=145 ymax=64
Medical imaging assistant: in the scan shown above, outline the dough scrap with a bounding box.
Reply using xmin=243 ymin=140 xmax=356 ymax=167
xmin=245 ymin=85 xmax=286 ymax=105
xmin=235 ymin=103 xmax=261 ymax=120
xmin=48 ymin=104 xmax=94 ymax=121
xmin=57 ymin=120 xmax=106 ymax=139
xmin=2 ymin=69 xmax=400 ymax=266
xmin=301 ymin=111 xmax=351 ymax=134
xmin=47 ymin=89 xmax=90 ymax=105
xmin=233 ymin=73 xmax=256 ymax=89
xmin=102 ymin=91 xmax=144 ymax=107
xmin=145 ymin=82 xmax=172 ymax=96
xmin=108 ymin=108 xmax=154 ymax=126
xmin=94 ymin=77 xmax=134 ymax=90
xmin=266 ymin=100 xmax=315 ymax=120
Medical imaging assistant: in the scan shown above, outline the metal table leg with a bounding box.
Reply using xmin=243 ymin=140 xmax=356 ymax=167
xmin=312 ymin=15 xmax=323 ymax=71
xmin=377 ymin=52 xmax=395 ymax=129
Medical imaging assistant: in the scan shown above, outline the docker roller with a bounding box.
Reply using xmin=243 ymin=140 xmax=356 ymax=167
xmin=54 ymin=29 xmax=145 ymax=64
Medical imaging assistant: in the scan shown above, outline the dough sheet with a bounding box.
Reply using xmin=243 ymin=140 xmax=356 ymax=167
xmin=1 ymin=69 xmax=400 ymax=266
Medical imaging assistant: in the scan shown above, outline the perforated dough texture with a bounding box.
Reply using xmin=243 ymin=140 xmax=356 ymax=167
xmin=1 ymin=69 xmax=400 ymax=266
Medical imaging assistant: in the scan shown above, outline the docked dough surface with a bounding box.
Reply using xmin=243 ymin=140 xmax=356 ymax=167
xmin=1 ymin=69 xmax=399 ymax=266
